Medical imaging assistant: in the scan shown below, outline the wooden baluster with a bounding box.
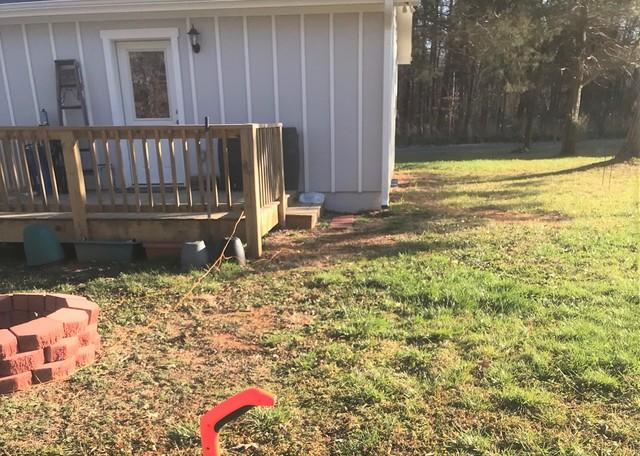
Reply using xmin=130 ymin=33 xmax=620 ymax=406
xmin=240 ymin=125 xmax=262 ymax=258
xmin=259 ymin=129 xmax=267 ymax=207
xmin=88 ymin=130 xmax=103 ymax=211
xmin=205 ymin=128 xmax=219 ymax=211
xmin=266 ymin=128 xmax=273 ymax=204
xmin=275 ymin=124 xmax=287 ymax=227
xmin=115 ymin=130 xmax=129 ymax=212
xmin=101 ymin=130 xmax=117 ymax=210
xmin=181 ymin=129 xmax=193 ymax=210
xmin=30 ymin=133 xmax=48 ymax=210
xmin=221 ymin=130 xmax=233 ymax=209
xmin=154 ymin=129 xmax=167 ymax=211
xmin=16 ymin=132 xmax=35 ymax=211
xmin=204 ymin=132 xmax=213 ymax=216
xmin=127 ymin=131 xmax=142 ymax=212
xmin=168 ymin=131 xmax=180 ymax=210
xmin=7 ymin=139 xmax=22 ymax=211
xmin=142 ymin=136 xmax=154 ymax=208
xmin=195 ymin=134 xmax=206 ymax=207
xmin=0 ymin=141 xmax=9 ymax=211
xmin=42 ymin=130 xmax=60 ymax=211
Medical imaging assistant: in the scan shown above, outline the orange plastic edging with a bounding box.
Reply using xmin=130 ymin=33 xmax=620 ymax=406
xmin=200 ymin=387 xmax=277 ymax=456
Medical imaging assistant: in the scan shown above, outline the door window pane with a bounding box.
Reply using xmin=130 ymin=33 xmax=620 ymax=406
xmin=129 ymin=51 xmax=170 ymax=119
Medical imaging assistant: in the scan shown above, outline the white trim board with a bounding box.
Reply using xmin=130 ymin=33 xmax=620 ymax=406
xmin=186 ymin=17 xmax=199 ymax=123
xmin=75 ymin=21 xmax=94 ymax=125
xmin=100 ymin=28 xmax=186 ymax=126
xmin=0 ymin=35 xmax=15 ymax=125
xmin=380 ymin=0 xmax=394 ymax=206
xmin=0 ymin=0 xmax=401 ymax=21
xmin=214 ymin=16 xmax=226 ymax=123
xmin=300 ymin=14 xmax=309 ymax=193
xmin=21 ymin=24 xmax=39 ymax=120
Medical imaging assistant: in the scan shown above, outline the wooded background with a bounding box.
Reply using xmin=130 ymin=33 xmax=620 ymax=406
xmin=397 ymin=0 xmax=640 ymax=152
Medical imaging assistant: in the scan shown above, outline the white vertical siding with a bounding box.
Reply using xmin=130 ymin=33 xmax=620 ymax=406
xmin=219 ymin=17 xmax=248 ymax=123
xmin=0 ymin=11 xmax=386 ymax=206
xmin=362 ymin=12 xmax=385 ymax=192
xmin=333 ymin=13 xmax=359 ymax=193
xmin=304 ymin=14 xmax=331 ymax=193
xmin=247 ymin=16 xmax=276 ymax=123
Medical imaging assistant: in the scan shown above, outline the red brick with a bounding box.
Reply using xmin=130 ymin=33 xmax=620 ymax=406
xmin=0 ymin=349 xmax=44 ymax=376
xmin=0 ymin=371 xmax=32 ymax=394
xmin=44 ymin=295 xmax=59 ymax=313
xmin=75 ymin=344 xmax=96 ymax=367
xmin=0 ymin=313 xmax=10 ymax=330
xmin=46 ymin=293 xmax=80 ymax=312
xmin=12 ymin=294 xmax=29 ymax=311
xmin=0 ymin=295 xmax=11 ymax=312
xmin=44 ymin=336 xmax=80 ymax=363
xmin=46 ymin=308 xmax=88 ymax=338
xmin=10 ymin=317 xmax=63 ymax=352
xmin=63 ymin=299 xmax=100 ymax=324
xmin=0 ymin=329 xmax=17 ymax=360
xmin=330 ymin=215 xmax=356 ymax=231
xmin=32 ymin=356 xmax=76 ymax=384
xmin=78 ymin=324 xmax=99 ymax=346
xmin=28 ymin=294 xmax=46 ymax=313
xmin=10 ymin=311 xmax=37 ymax=326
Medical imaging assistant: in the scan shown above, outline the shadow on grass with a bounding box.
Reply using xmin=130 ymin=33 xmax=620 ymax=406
xmin=396 ymin=138 xmax=624 ymax=164
xmin=467 ymin=158 xmax=617 ymax=184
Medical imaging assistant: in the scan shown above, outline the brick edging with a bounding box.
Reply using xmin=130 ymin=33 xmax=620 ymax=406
xmin=0 ymin=293 xmax=101 ymax=394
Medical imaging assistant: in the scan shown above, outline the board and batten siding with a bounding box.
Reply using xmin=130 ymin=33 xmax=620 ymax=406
xmin=0 ymin=12 xmax=386 ymax=208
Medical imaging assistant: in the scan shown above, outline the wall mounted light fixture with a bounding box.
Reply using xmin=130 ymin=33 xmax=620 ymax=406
xmin=188 ymin=25 xmax=201 ymax=54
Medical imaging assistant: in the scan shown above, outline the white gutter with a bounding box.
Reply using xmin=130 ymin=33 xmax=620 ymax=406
xmin=0 ymin=0 xmax=413 ymax=20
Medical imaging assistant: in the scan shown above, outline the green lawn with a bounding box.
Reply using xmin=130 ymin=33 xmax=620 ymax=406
xmin=1 ymin=139 xmax=638 ymax=455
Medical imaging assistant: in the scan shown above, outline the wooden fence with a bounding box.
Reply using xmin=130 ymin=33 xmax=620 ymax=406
xmin=0 ymin=123 xmax=286 ymax=258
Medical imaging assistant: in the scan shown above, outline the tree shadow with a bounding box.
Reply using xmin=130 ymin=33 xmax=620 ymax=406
xmin=467 ymin=158 xmax=616 ymax=184
xmin=396 ymin=138 xmax=623 ymax=164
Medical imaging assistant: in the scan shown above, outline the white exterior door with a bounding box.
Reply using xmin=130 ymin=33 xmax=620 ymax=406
xmin=116 ymin=40 xmax=183 ymax=185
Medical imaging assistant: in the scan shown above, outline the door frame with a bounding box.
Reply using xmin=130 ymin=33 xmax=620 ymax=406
xmin=100 ymin=28 xmax=186 ymax=126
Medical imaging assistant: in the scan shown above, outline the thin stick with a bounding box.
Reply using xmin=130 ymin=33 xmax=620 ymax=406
xmin=175 ymin=210 xmax=245 ymax=307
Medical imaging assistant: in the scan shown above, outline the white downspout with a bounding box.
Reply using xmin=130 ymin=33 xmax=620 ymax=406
xmin=380 ymin=0 xmax=397 ymax=207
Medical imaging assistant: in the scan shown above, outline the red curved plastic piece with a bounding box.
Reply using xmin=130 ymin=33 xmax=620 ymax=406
xmin=200 ymin=387 xmax=277 ymax=456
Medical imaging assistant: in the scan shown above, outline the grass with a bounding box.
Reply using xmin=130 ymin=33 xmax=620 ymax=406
xmin=0 ymin=138 xmax=638 ymax=455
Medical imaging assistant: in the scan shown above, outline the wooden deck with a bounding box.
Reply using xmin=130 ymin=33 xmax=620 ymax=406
xmin=0 ymin=124 xmax=287 ymax=258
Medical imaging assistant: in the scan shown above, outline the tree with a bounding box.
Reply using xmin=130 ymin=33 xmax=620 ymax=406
xmin=617 ymin=73 xmax=640 ymax=160
xmin=556 ymin=0 xmax=640 ymax=155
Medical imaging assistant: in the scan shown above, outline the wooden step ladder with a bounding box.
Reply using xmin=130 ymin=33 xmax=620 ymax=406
xmin=55 ymin=59 xmax=96 ymax=188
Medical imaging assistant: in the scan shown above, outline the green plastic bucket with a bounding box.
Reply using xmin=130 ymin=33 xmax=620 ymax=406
xmin=23 ymin=224 xmax=65 ymax=266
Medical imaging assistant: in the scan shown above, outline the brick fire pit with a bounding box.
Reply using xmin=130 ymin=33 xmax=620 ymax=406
xmin=0 ymin=293 xmax=101 ymax=394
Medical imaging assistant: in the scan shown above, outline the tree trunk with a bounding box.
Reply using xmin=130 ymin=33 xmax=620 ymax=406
xmin=616 ymin=85 xmax=640 ymax=160
xmin=560 ymin=5 xmax=587 ymax=156
xmin=521 ymin=89 xmax=537 ymax=150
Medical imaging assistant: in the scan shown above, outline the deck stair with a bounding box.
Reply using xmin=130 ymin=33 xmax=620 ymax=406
xmin=284 ymin=193 xmax=323 ymax=230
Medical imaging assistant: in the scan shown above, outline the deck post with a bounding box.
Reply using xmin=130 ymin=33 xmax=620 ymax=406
xmin=240 ymin=124 xmax=262 ymax=258
xmin=60 ymin=131 xmax=89 ymax=240
xmin=275 ymin=124 xmax=287 ymax=227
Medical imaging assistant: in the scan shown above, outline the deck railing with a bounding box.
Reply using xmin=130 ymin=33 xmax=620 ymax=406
xmin=0 ymin=123 xmax=286 ymax=258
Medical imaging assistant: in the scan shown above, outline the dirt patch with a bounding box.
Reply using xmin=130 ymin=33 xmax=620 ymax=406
xmin=209 ymin=333 xmax=256 ymax=351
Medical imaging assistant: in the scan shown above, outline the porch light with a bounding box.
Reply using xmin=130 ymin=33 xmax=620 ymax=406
xmin=187 ymin=25 xmax=201 ymax=54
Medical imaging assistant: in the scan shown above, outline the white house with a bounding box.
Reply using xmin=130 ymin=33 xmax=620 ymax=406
xmin=0 ymin=0 xmax=413 ymax=212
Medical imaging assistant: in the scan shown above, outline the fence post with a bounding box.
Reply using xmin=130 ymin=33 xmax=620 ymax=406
xmin=240 ymin=124 xmax=262 ymax=258
xmin=60 ymin=131 xmax=89 ymax=240
xmin=275 ymin=124 xmax=287 ymax=227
